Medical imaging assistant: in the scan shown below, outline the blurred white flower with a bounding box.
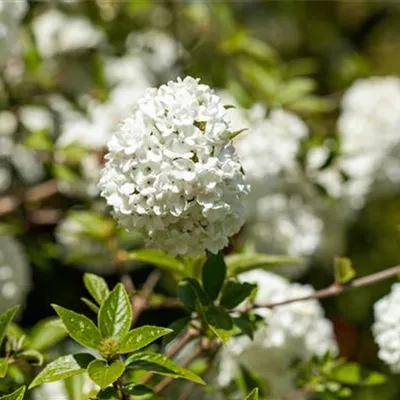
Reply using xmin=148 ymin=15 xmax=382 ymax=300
xmin=33 ymin=9 xmax=104 ymax=57
xmin=19 ymin=106 xmax=54 ymax=132
xmin=235 ymin=108 xmax=308 ymax=185
xmin=244 ymin=194 xmax=323 ymax=270
xmin=32 ymin=374 xmax=97 ymax=400
xmin=337 ymin=76 xmax=400 ymax=204
xmin=99 ymin=76 xmax=249 ymax=257
xmin=218 ymin=270 xmax=337 ymax=398
xmin=126 ymin=30 xmax=181 ymax=76
xmin=0 ymin=235 xmax=31 ymax=313
xmin=372 ymin=283 xmax=400 ymax=373
xmin=0 ymin=0 xmax=27 ymax=66
xmin=55 ymin=211 xmax=115 ymax=273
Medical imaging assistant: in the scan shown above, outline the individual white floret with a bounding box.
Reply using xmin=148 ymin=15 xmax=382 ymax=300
xmin=99 ymin=76 xmax=249 ymax=257
xmin=372 ymin=283 xmax=400 ymax=373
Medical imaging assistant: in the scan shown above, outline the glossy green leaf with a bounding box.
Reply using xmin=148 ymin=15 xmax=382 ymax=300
xmin=97 ymin=387 xmax=119 ymax=399
xmin=205 ymin=309 xmax=235 ymax=344
xmin=98 ymin=283 xmax=132 ymax=340
xmin=29 ymin=354 xmax=95 ymax=389
xmin=125 ymin=351 xmax=205 ymax=384
xmin=84 ymin=273 xmax=110 ymax=306
xmin=81 ymin=298 xmax=100 ymax=314
xmin=0 ymin=358 xmax=8 ymax=378
xmin=124 ymin=384 xmax=153 ymax=396
xmin=87 ymin=359 xmax=125 ymax=389
xmin=177 ymin=280 xmax=197 ymax=310
xmin=186 ymin=278 xmax=210 ymax=306
xmin=220 ymin=280 xmax=256 ymax=309
xmin=52 ymin=305 xmax=101 ymax=350
xmin=225 ymin=253 xmax=302 ymax=275
xmin=0 ymin=306 xmax=20 ymax=348
xmin=29 ymin=317 xmax=68 ymax=351
xmin=334 ymin=257 xmax=356 ymax=284
xmin=245 ymin=388 xmax=259 ymax=400
xmin=0 ymin=386 xmax=26 ymax=400
xmin=127 ymin=249 xmax=185 ymax=273
xmin=330 ymin=362 xmax=387 ymax=386
xmin=202 ymin=252 xmax=226 ymax=300
xmin=118 ymin=326 xmax=172 ymax=354
xmin=18 ymin=350 xmax=43 ymax=366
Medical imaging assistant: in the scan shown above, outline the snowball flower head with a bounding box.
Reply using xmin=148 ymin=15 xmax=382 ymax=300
xmin=99 ymin=77 xmax=249 ymax=257
xmin=0 ymin=0 xmax=27 ymax=66
xmin=218 ymin=270 xmax=337 ymax=397
xmin=372 ymin=283 xmax=400 ymax=373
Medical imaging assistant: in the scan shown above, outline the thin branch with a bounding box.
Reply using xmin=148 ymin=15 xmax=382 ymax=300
xmin=0 ymin=179 xmax=58 ymax=215
xmin=253 ymin=264 xmax=400 ymax=309
xmin=131 ymin=269 xmax=162 ymax=325
xmin=141 ymin=328 xmax=198 ymax=385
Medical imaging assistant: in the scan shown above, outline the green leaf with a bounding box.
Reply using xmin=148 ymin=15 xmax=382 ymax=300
xmin=202 ymin=252 xmax=226 ymax=300
xmin=127 ymin=249 xmax=185 ymax=274
xmin=52 ymin=305 xmax=101 ymax=350
xmin=124 ymin=384 xmax=153 ymax=396
xmin=84 ymin=273 xmax=110 ymax=306
xmin=233 ymin=314 xmax=260 ymax=340
xmin=330 ymin=363 xmax=387 ymax=386
xmin=220 ymin=280 xmax=256 ymax=309
xmin=97 ymin=387 xmax=119 ymax=399
xmin=29 ymin=354 xmax=95 ymax=389
xmin=0 ymin=386 xmax=26 ymax=400
xmin=205 ymin=308 xmax=235 ymax=344
xmin=0 ymin=306 xmax=20 ymax=348
xmin=0 ymin=358 xmax=8 ymax=378
xmin=87 ymin=359 xmax=125 ymax=389
xmin=118 ymin=326 xmax=172 ymax=354
xmin=98 ymin=283 xmax=132 ymax=340
xmin=163 ymin=317 xmax=191 ymax=345
xmin=125 ymin=351 xmax=205 ymax=385
xmin=245 ymin=388 xmax=259 ymax=400
xmin=29 ymin=317 xmax=68 ymax=351
xmin=177 ymin=280 xmax=198 ymax=310
xmin=334 ymin=257 xmax=356 ymax=284
xmin=81 ymin=298 xmax=100 ymax=314
xmin=18 ymin=350 xmax=43 ymax=366
xmin=186 ymin=278 xmax=210 ymax=306
xmin=225 ymin=253 xmax=302 ymax=275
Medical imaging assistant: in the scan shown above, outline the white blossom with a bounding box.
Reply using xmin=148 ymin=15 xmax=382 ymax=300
xmin=372 ymin=283 xmax=400 ymax=373
xmin=0 ymin=0 xmax=27 ymax=66
xmin=218 ymin=270 xmax=337 ymax=398
xmin=32 ymin=9 xmax=104 ymax=58
xmin=0 ymin=235 xmax=31 ymax=313
xmin=99 ymin=76 xmax=249 ymax=257
xmin=235 ymin=108 xmax=308 ymax=185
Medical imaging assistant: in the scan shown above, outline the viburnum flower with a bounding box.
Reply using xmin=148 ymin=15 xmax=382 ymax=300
xmin=99 ymin=76 xmax=249 ymax=257
xmin=218 ymin=270 xmax=337 ymax=397
xmin=372 ymin=283 xmax=400 ymax=373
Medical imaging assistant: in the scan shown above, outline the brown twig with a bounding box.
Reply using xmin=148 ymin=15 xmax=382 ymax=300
xmin=131 ymin=270 xmax=162 ymax=325
xmin=141 ymin=328 xmax=198 ymax=385
xmin=154 ymin=344 xmax=204 ymax=394
xmin=252 ymin=264 xmax=400 ymax=309
xmin=0 ymin=179 xmax=58 ymax=216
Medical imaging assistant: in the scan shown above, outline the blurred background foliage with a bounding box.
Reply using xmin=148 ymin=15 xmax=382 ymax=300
xmin=2 ymin=0 xmax=400 ymax=399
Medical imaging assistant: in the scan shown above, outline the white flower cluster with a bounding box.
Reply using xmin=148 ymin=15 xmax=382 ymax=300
xmin=372 ymin=283 xmax=400 ymax=373
xmin=0 ymin=0 xmax=27 ymax=66
xmin=0 ymin=235 xmax=31 ymax=313
xmin=99 ymin=76 xmax=249 ymax=257
xmin=33 ymin=9 xmax=104 ymax=58
xmin=336 ymin=77 xmax=400 ymax=206
xmin=234 ymin=108 xmax=308 ymax=184
xmin=218 ymin=270 xmax=337 ymax=398
xmin=247 ymin=194 xmax=323 ymax=258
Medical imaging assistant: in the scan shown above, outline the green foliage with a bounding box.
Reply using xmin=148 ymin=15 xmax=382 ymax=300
xmin=202 ymin=252 xmax=227 ymax=300
xmin=87 ymin=359 xmax=125 ymax=389
xmin=0 ymin=387 xmax=26 ymax=400
xmin=83 ymin=273 xmax=110 ymax=306
xmin=244 ymin=388 xmax=259 ymax=400
xmin=334 ymin=257 xmax=356 ymax=285
xmin=127 ymin=249 xmax=185 ymax=274
xmin=220 ymin=280 xmax=257 ymax=309
xmin=0 ymin=307 xmax=20 ymax=348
